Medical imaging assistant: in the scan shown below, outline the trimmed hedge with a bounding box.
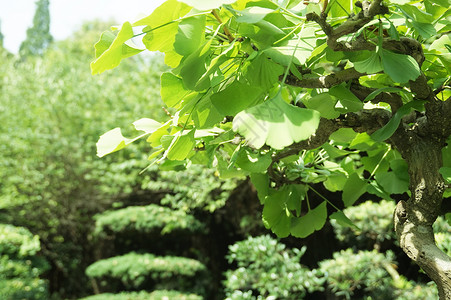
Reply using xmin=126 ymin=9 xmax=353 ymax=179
xmin=93 ymin=204 xmax=205 ymax=236
xmin=80 ymin=290 xmax=202 ymax=300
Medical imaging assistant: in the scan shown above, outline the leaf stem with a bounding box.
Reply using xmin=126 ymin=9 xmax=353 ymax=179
xmin=211 ymin=9 xmax=235 ymax=43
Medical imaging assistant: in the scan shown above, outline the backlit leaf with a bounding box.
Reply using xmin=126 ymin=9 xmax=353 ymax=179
xmin=179 ymin=0 xmax=237 ymax=10
xmin=91 ymin=22 xmax=142 ymax=75
xmin=233 ymin=94 xmax=320 ymax=150
xmin=211 ymin=81 xmax=263 ymax=116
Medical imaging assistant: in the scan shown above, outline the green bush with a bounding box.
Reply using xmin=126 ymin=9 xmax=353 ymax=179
xmin=86 ymin=252 xmax=206 ymax=289
xmin=93 ymin=204 xmax=205 ymax=236
xmin=223 ymin=235 xmax=325 ymax=299
xmin=0 ymin=224 xmax=49 ymax=299
xmin=330 ymin=200 xmax=396 ymax=249
xmin=142 ymin=164 xmax=237 ymax=213
xmin=80 ymin=290 xmax=202 ymax=300
xmin=0 ymin=277 xmax=48 ymax=300
xmin=319 ymin=249 xmax=396 ymax=299
xmin=0 ymin=224 xmax=41 ymax=257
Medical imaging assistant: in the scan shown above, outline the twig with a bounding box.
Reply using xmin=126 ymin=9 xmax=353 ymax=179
xmin=211 ymin=9 xmax=235 ymax=43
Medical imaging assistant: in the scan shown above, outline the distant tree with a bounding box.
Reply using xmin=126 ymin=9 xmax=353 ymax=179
xmin=0 ymin=20 xmax=4 ymax=49
xmin=19 ymin=0 xmax=52 ymax=57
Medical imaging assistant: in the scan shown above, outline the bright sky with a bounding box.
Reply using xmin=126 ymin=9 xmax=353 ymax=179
xmin=0 ymin=0 xmax=165 ymax=53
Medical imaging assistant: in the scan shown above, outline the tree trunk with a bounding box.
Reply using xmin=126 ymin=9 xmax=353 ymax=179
xmin=393 ymin=136 xmax=451 ymax=299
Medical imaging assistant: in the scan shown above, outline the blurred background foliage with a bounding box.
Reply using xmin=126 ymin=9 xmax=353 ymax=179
xmin=0 ymin=1 xmax=449 ymax=299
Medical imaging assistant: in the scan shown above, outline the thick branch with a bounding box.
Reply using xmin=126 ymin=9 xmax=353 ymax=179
xmin=307 ymin=0 xmax=388 ymax=49
xmin=350 ymin=83 xmax=404 ymax=112
xmin=285 ymin=68 xmax=364 ymax=89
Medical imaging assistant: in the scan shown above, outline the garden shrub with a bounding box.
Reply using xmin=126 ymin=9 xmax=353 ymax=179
xmin=141 ymin=164 xmax=237 ymax=213
xmin=93 ymin=204 xmax=205 ymax=236
xmin=80 ymin=290 xmax=202 ymax=300
xmin=330 ymin=200 xmax=396 ymax=249
xmin=0 ymin=224 xmax=49 ymax=299
xmin=319 ymin=249 xmax=396 ymax=299
xmin=223 ymin=235 xmax=325 ymax=299
xmin=86 ymin=252 xmax=206 ymax=290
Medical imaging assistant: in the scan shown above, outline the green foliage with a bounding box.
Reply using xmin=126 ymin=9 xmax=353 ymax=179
xmin=319 ymin=249 xmax=439 ymax=299
xmin=88 ymin=0 xmax=451 ymax=242
xmin=330 ymin=200 xmax=396 ymax=249
xmin=86 ymin=252 xmax=206 ymax=289
xmin=0 ymin=225 xmax=49 ymax=299
xmin=80 ymin=290 xmax=202 ymax=300
xmin=19 ymin=0 xmax=52 ymax=57
xmin=0 ymin=224 xmax=41 ymax=257
xmin=142 ymin=164 xmax=237 ymax=212
xmin=223 ymin=235 xmax=325 ymax=299
xmin=320 ymin=249 xmax=396 ymax=299
xmin=93 ymin=204 xmax=205 ymax=236
xmin=0 ymin=277 xmax=49 ymax=300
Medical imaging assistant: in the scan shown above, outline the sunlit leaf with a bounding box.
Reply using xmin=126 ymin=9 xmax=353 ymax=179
xmin=179 ymin=0 xmax=237 ymax=10
xmin=233 ymin=94 xmax=320 ymax=150
xmin=174 ymin=15 xmax=206 ymax=56
xmin=166 ymin=130 xmax=196 ymax=160
xmin=97 ymin=128 xmax=134 ymax=157
xmin=91 ymin=22 xmax=143 ymax=75
xmin=133 ymin=118 xmax=162 ymax=133
xmin=211 ymin=81 xmax=263 ymax=116
xmin=160 ymin=72 xmax=189 ymax=108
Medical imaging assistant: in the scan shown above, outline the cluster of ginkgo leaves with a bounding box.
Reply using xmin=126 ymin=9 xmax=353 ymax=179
xmin=93 ymin=0 xmax=451 ymax=238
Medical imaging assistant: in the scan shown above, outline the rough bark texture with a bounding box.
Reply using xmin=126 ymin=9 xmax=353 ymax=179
xmin=393 ymin=136 xmax=451 ymax=299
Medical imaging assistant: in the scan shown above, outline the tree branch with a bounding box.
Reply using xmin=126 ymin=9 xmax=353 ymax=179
xmin=285 ymin=68 xmax=365 ymax=89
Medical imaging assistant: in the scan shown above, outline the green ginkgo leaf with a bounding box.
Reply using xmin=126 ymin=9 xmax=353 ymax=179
xmin=303 ymin=93 xmax=340 ymax=119
xmin=353 ymin=51 xmax=383 ymax=74
xmin=179 ymin=0 xmax=237 ymax=10
xmin=91 ymin=22 xmax=143 ymax=75
xmin=233 ymin=95 xmax=320 ymax=150
xmin=96 ymin=128 xmax=143 ymax=158
xmin=262 ymin=188 xmax=291 ymax=238
xmin=290 ymin=202 xmax=327 ymax=238
xmin=166 ymin=130 xmax=196 ymax=161
xmin=379 ymin=49 xmax=421 ymax=83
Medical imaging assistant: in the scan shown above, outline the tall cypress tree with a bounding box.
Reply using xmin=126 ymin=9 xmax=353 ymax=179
xmin=19 ymin=0 xmax=52 ymax=57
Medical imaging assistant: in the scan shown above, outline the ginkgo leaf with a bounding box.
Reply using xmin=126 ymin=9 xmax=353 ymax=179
xmin=330 ymin=211 xmax=359 ymax=229
xmin=303 ymin=93 xmax=340 ymax=119
xmin=353 ymin=51 xmax=383 ymax=74
xmin=290 ymin=202 xmax=327 ymax=238
xmin=179 ymin=0 xmax=237 ymax=10
xmin=262 ymin=188 xmax=291 ymax=238
xmin=96 ymin=128 xmax=136 ymax=158
xmin=91 ymin=22 xmax=143 ymax=75
xmin=133 ymin=118 xmax=162 ymax=133
xmin=233 ymin=94 xmax=320 ymax=150
xmin=166 ymin=130 xmax=196 ymax=160
xmin=379 ymin=49 xmax=421 ymax=83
